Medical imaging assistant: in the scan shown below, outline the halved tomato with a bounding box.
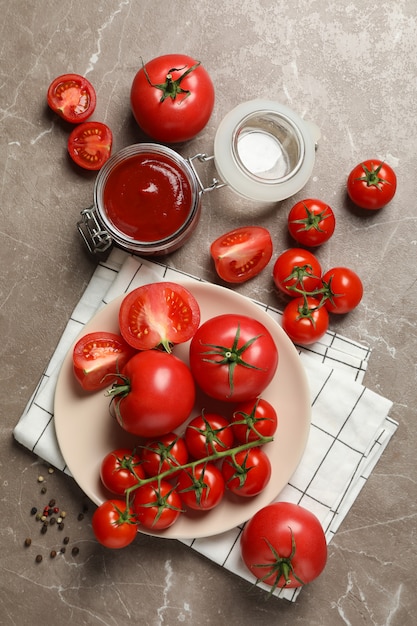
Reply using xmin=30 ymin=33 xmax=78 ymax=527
xmin=47 ymin=73 xmax=96 ymax=123
xmin=210 ymin=226 xmax=273 ymax=283
xmin=68 ymin=121 xmax=113 ymax=171
xmin=73 ymin=331 xmax=137 ymax=391
xmin=118 ymin=282 xmax=201 ymax=352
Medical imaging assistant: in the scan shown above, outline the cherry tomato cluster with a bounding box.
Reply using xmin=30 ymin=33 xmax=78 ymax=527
xmin=47 ymin=73 xmax=113 ymax=170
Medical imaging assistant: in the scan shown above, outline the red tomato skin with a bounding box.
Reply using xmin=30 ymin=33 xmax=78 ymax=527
xmin=287 ymin=199 xmax=335 ymax=247
xmin=100 ymin=448 xmax=145 ymax=496
xmin=232 ymin=398 xmax=278 ymax=443
xmin=185 ymin=413 xmax=235 ymax=459
xmin=114 ymin=351 xmax=195 ymax=438
xmin=73 ymin=331 xmax=137 ymax=392
xmin=347 ymin=159 xmax=397 ymax=210
xmin=119 ymin=282 xmax=201 ymax=351
xmin=241 ymin=502 xmax=327 ymax=588
xmin=92 ymin=499 xmax=137 ymax=549
xmin=210 ymin=226 xmax=273 ymax=283
xmin=47 ymin=73 xmax=96 ymax=123
xmin=68 ymin=121 xmax=113 ymax=171
xmin=140 ymin=432 xmax=189 ymax=479
xmin=322 ymin=267 xmax=363 ymax=314
xmin=272 ymin=248 xmax=322 ymax=297
xmin=133 ymin=480 xmax=182 ymax=530
xmin=177 ymin=462 xmax=225 ymax=511
xmin=222 ymin=447 xmax=271 ymax=497
xmin=282 ymin=297 xmax=329 ymax=345
xmin=130 ymin=54 xmax=215 ymax=143
xmin=189 ymin=314 xmax=279 ymax=402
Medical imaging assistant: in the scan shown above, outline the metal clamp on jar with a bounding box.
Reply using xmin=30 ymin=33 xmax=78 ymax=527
xmin=78 ymin=100 xmax=320 ymax=256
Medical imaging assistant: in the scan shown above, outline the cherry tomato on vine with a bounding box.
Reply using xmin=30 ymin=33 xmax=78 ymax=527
xmin=177 ymin=462 xmax=225 ymax=511
xmin=68 ymin=121 xmax=113 ymax=171
xmin=185 ymin=412 xmax=234 ymax=459
xmin=272 ymin=248 xmax=322 ymax=298
xmin=47 ymin=73 xmax=96 ymax=123
xmin=347 ymin=159 xmax=397 ymax=210
xmin=322 ymin=267 xmax=363 ymax=314
xmin=72 ymin=331 xmax=137 ymax=392
xmin=287 ymin=199 xmax=335 ymax=247
xmin=92 ymin=499 xmax=137 ymax=549
xmin=240 ymin=502 xmax=327 ymax=590
xmin=222 ymin=447 xmax=271 ymax=497
xmin=100 ymin=448 xmax=145 ymax=496
xmin=133 ymin=480 xmax=183 ymax=530
xmin=231 ymin=398 xmax=278 ymax=443
xmin=130 ymin=54 xmax=215 ymax=143
xmin=282 ymin=296 xmax=329 ymax=345
xmin=210 ymin=226 xmax=273 ymax=283
xmin=189 ymin=314 xmax=278 ymax=402
xmin=119 ymin=282 xmax=200 ymax=352
xmin=140 ymin=432 xmax=189 ymax=479
xmin=108 ymin=351 xmax=195 ymax=438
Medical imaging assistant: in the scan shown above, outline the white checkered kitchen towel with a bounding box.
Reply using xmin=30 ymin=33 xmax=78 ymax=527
xmin=14 ymin=248 xmax=397 ymax=601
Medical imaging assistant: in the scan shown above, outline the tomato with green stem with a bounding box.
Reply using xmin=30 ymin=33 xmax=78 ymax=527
xmin=130 ymin=54 xmax=215 ymax=143
xmin=231 ymin=398 xmax=278 ymax=443
xmin=119 ymin=282 xmax=200 ymax=352
xmin=68 ymin=121 xmax=113 ymax=171
xmin=92 ymin=499 xmax=137 ymax=549
xmin=288 ymin=199 xmax=335 ymax=247
xmin=47 ymin=73 xmax=96 ymax=123
xmin=210 ymin=226 xmax=273 ymax=283
xmin=322 ymin=267 xmax=363 ymax=314
xmin=347 ymin=159 xmax=397 ymax=210
xmin=185 ymin=412 xmax=234 ymax=460
xmin=177 ymin=462 xmax=225 ymax=511
xmin=140 ymin=433 xmax=189 ymax=479
xmin=272 ymin=248 xmax=322 ymax=298
xmin=132 ymin=480 xmax=183 ymax=530
xmin=222 ymin=447 xmax=271 ymax=497
xmin=282 ymin=296 xmax=329 ymax=345
xmin=240 ymin=502 xmax=327 ymax=590
xmin=100 ymin=448 xmax=145 ymax=496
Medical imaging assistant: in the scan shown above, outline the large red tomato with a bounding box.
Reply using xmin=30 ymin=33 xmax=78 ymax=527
xmin=130 ymin=54 xmax=215 ymax=143
xmin=189 ymin=314 xmax=278 ymax=402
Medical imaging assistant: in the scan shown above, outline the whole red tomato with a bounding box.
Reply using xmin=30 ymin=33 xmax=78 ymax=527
xmin=177 ymin=462 xmax=225 ymax=511
xmin=92 ymin=499 xmax=137 ymax=549
xmin=231 ymin=398 xmax=278 ymax=443
xmin=222 ymin=447 xmax=271 ymax=497
xmin=210 ymin=226 xmax=273 ymax=283
xmin=100 ymin=448 xmax=145 ymax=496
xmin=185 ymin=412 xmax=234 ymax=459
xmin=130 ymin=54 xmax=215 ymax=143
xmin=282 ymin=296 xmax=329 ymax=345
xmin=272 ymin=248 xmax=322 ymax=298
xmin=287 ymin=199 xmax=335 ymax=247
xmin=132 ymin=480 xmax=183 ymax=530
xmin=347 ymin=159 xmax=397 ymax=210
xmin=189 ymin=314 xmax=278 ymax=402
xmin=240 ymin=502 xmax=327 ymax=589
xmin=322 ymin=267 xmax=363 ymax=314
xmin=108 ymin=351 xmax=195 ymax=438
xmin=140 ymin=432 xmax=189 ymax=479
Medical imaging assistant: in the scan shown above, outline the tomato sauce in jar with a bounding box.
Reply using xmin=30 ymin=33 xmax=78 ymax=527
xmin=103 ymin=151 xmax=193 ymax=242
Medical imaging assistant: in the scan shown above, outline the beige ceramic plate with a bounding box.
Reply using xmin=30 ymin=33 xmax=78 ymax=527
xmin=54 ymin=280 xmax=311 ymax=539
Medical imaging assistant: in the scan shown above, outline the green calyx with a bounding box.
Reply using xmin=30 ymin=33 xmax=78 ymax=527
xmin=224 ymin=451 xmax=254 ymax=489
xmin=142 ymin=58 xmax=202 ymax=103
xmin=290 ymin=202 xmax=330 ymax=233
xmin=251 ymin=529 xmax=305 ymax=594
xmin=356 ymin=161 xmax=391 ymax=189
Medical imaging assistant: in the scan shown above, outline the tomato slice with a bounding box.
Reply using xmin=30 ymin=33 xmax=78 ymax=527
xmin=73 ymin=331 xmax=137 ymax=391
xmin=210 ymin=226 xmax=273 ymax=283
xmin=118 ymin=282 xmax=201 ymax=351
xmin=47 ymin=73 xmax=96 ymax=123
xmin=67 ymin=121 xmax=113 ymax=171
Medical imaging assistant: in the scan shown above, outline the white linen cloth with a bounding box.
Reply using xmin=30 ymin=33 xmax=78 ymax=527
xmin=14 ymin=248 xmax=397 ymax=601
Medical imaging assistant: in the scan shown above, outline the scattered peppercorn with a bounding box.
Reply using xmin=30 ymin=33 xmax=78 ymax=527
xmin=63 ymin=537 xmax=70 ymax=545
xmin=24 ymin=538 xmax=32 ymax=547
xmin=41 ymin=486 xmax=47 ymax=494
xmin=50 ymin=517 xmax=56 ymax=526
xmin=60 ymin=547 xmax=66 ymax=554
xmin=77 ymin=513 xmax=84 ymax=521
xmin=35 ymin=555 xmax=43 ymax=563
xmin=58 ymin=523 xmax=64 ymax=531
xmin=49 ymin=499 xmax=56 ymax=507
xmin=50 ymin=550 xmax=57 ymax=558
xmin=71 ymin=547 xmax=79 ymax=556
xmin=48 ymin=467 xmax=54 ymax=474
xmin=37 ymin=476 xmax=44 ymax=483
xmin=41 ymin=525 xmax=48 ymax=535
xmin=30 ymin=507 xmax=37 ymax=516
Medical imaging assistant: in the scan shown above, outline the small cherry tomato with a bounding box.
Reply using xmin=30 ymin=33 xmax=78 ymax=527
xmin=140 ymin=433 xmax=189 ymax=479
xmin=68 ymin=121 xmax=113 ymax=171
xmin=322 ymin=267 xmax=363 ymax=313
xmin=282 ymin=296 xmax=329 ymax=345
xmin=100 ymin=448 xmax=144 ymax=496
xmin=92 ymin=499 xmax=137 ymax=549
xmin=222 ymin=447 xmax=271 ymax=497
xmin=288 ymin=199 xmax=335 ymax=247
xmin=47 ymin=73 xmax=96 ymax=123
xmin=272 ymin=248 xmax=322 ymax=298
xmin=347 ymin=159 xmax=397 ymax=210
xmin=133 ymin=480 xmax=183 ymax=530
xmin=185 ymin=412 xmax=234 ymax=459
xmin=210 ymin=226 xmax=273 ymax=283
xmin=177 ymin=462 xmax=225 ymax=511
xmin=231 ymin=398 xmax=278 ymax=443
